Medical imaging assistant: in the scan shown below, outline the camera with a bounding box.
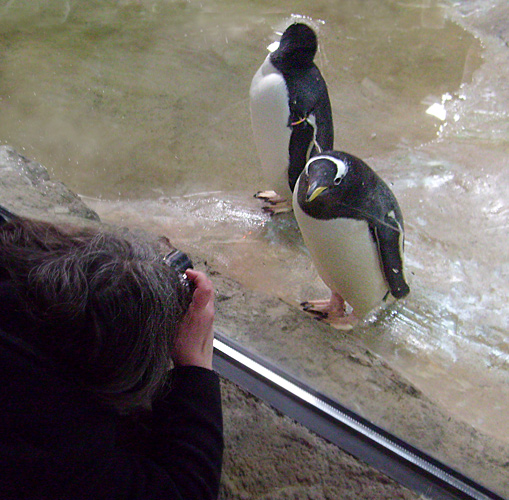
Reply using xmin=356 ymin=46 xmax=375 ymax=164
xmin=163 ymin=249 xmax=195 ymax=295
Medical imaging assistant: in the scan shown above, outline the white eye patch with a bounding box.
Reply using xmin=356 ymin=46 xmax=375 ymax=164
xmin=305 ymin=155 xmax=348 ymax=182
xmin=267 ymin=40 xmax=280 ymax=52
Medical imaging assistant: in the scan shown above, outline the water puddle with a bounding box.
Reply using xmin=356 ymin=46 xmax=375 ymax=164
xmin=0 ymin=0 xmax=482 ymax=198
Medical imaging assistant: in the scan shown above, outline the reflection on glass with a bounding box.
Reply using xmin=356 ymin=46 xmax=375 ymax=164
xmin=0 ymin=0 xmax=507 ymax=497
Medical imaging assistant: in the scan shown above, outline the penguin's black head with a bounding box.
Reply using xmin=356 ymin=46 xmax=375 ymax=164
xmin=271 ymin=23 xmax=318 ymax=71
xmin=302 ymin=154 xmax=349 ymax=202
xmin=296 ymin=152 xmax=356 ymax=220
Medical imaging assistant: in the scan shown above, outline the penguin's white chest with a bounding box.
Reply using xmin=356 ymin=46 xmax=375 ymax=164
xmin=293 ymin=192 xmax=390 ymax=318
xmin=250 ymin=56 xmax=292 ymax=199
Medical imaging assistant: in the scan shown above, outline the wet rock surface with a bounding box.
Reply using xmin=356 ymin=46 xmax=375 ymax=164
xmin=0 ymin=145 xmax=99 ymax=223
xmin=0 ymin=149 xmax=421 ymax=499
xmin=0 ymin=0 xmax=508 ymax=497
xmin=3 ymin=148 xmax=507 ymax=499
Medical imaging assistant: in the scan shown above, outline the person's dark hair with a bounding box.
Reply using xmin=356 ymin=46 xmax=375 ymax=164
xmin=0 ymin=217 xmax=194 ymax=413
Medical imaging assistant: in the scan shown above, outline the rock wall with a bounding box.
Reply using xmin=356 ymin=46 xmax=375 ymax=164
xmin=0 ymin=145 xmax=98 ymax=223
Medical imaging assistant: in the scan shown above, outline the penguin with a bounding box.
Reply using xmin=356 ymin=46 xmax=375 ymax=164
xmin=292 ymin=151 xmax=410 ymax=329
xmin=0 ymin=205 xmax=17 ymax=225
xmin=250 ymin=22 xmax=334 ymax=214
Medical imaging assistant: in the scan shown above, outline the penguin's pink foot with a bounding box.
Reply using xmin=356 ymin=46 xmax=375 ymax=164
xmin=301 ymin=293 xmax=359 ymax=330
xmin=254 ymin=190 xmax=292 ymax=215
xmin=262 ymin=202 xmax=293 ymax=215
xmin=254 ymin=190 xmax=283 ymax=203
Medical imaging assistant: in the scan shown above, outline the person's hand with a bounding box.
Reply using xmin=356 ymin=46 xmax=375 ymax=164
xmin=172 ymin=269 xmax=215 ymax=370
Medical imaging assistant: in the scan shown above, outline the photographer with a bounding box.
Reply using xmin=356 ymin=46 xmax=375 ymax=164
xmin=0 ymin=210 xmax=223 ymax=499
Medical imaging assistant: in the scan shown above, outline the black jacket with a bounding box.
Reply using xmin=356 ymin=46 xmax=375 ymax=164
xmin=0 ymin=321 xmax=223 ymax=500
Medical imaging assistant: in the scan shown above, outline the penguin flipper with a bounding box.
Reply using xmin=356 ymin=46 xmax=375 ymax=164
xmin=0 ymin=205 xmax=17 ymax=225
xmin=372 ymin=220 xmax=410 ymax=300
xmin=288 ymin=119 xmax=316 ymax=192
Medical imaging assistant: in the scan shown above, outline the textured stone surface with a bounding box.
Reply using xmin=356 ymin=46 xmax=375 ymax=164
xmin=0 ymin=145 xmax=99 ymax=223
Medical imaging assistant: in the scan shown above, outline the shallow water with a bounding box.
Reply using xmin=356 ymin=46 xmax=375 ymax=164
xmin=0 ymin=0 xmax=482 ymax=197
xmin=1 ymin=0 xmax=508 ymax=494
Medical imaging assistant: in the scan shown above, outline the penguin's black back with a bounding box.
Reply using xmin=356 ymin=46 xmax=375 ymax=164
xmin=270 ymin=23 xmax=334 ymax=191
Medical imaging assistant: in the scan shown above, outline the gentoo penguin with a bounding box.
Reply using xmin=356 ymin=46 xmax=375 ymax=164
xmin=250 ymin=22 xmax=334 ymax=214
xmin=292 ymin=151 xmax=410 ymax=329
xmin=0 ymin=205 xmax=17 ymax=225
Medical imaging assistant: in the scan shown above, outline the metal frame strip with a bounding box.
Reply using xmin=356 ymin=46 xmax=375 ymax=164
xmin=213 ymin=332 xmax=504 ymax=500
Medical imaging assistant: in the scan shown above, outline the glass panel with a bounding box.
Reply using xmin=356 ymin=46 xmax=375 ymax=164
xmin=1 ymin=1 xmax=507 ymax=497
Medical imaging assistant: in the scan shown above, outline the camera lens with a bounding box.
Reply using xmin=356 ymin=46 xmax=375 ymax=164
xmin=163 ymin=249 xmax=193 ymax=274
xmin=163 ymin=249 xmax=195 ymax=296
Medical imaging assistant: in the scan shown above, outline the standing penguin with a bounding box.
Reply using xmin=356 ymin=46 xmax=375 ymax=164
xmin=293 ymin=151 xmax=410 ymax=329
xmin=250 ymin=22 xmax=334 ymax=214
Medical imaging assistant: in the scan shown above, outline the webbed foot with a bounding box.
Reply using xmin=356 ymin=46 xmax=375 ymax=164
xmin=300 ymin=293 xmax=359 ymax=330
xmin=254 ymin=190 xmax=293 ymax=215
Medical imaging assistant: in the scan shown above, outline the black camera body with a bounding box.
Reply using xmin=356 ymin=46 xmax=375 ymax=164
xmin=163 ymin=249 xmax=195 ymax=295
